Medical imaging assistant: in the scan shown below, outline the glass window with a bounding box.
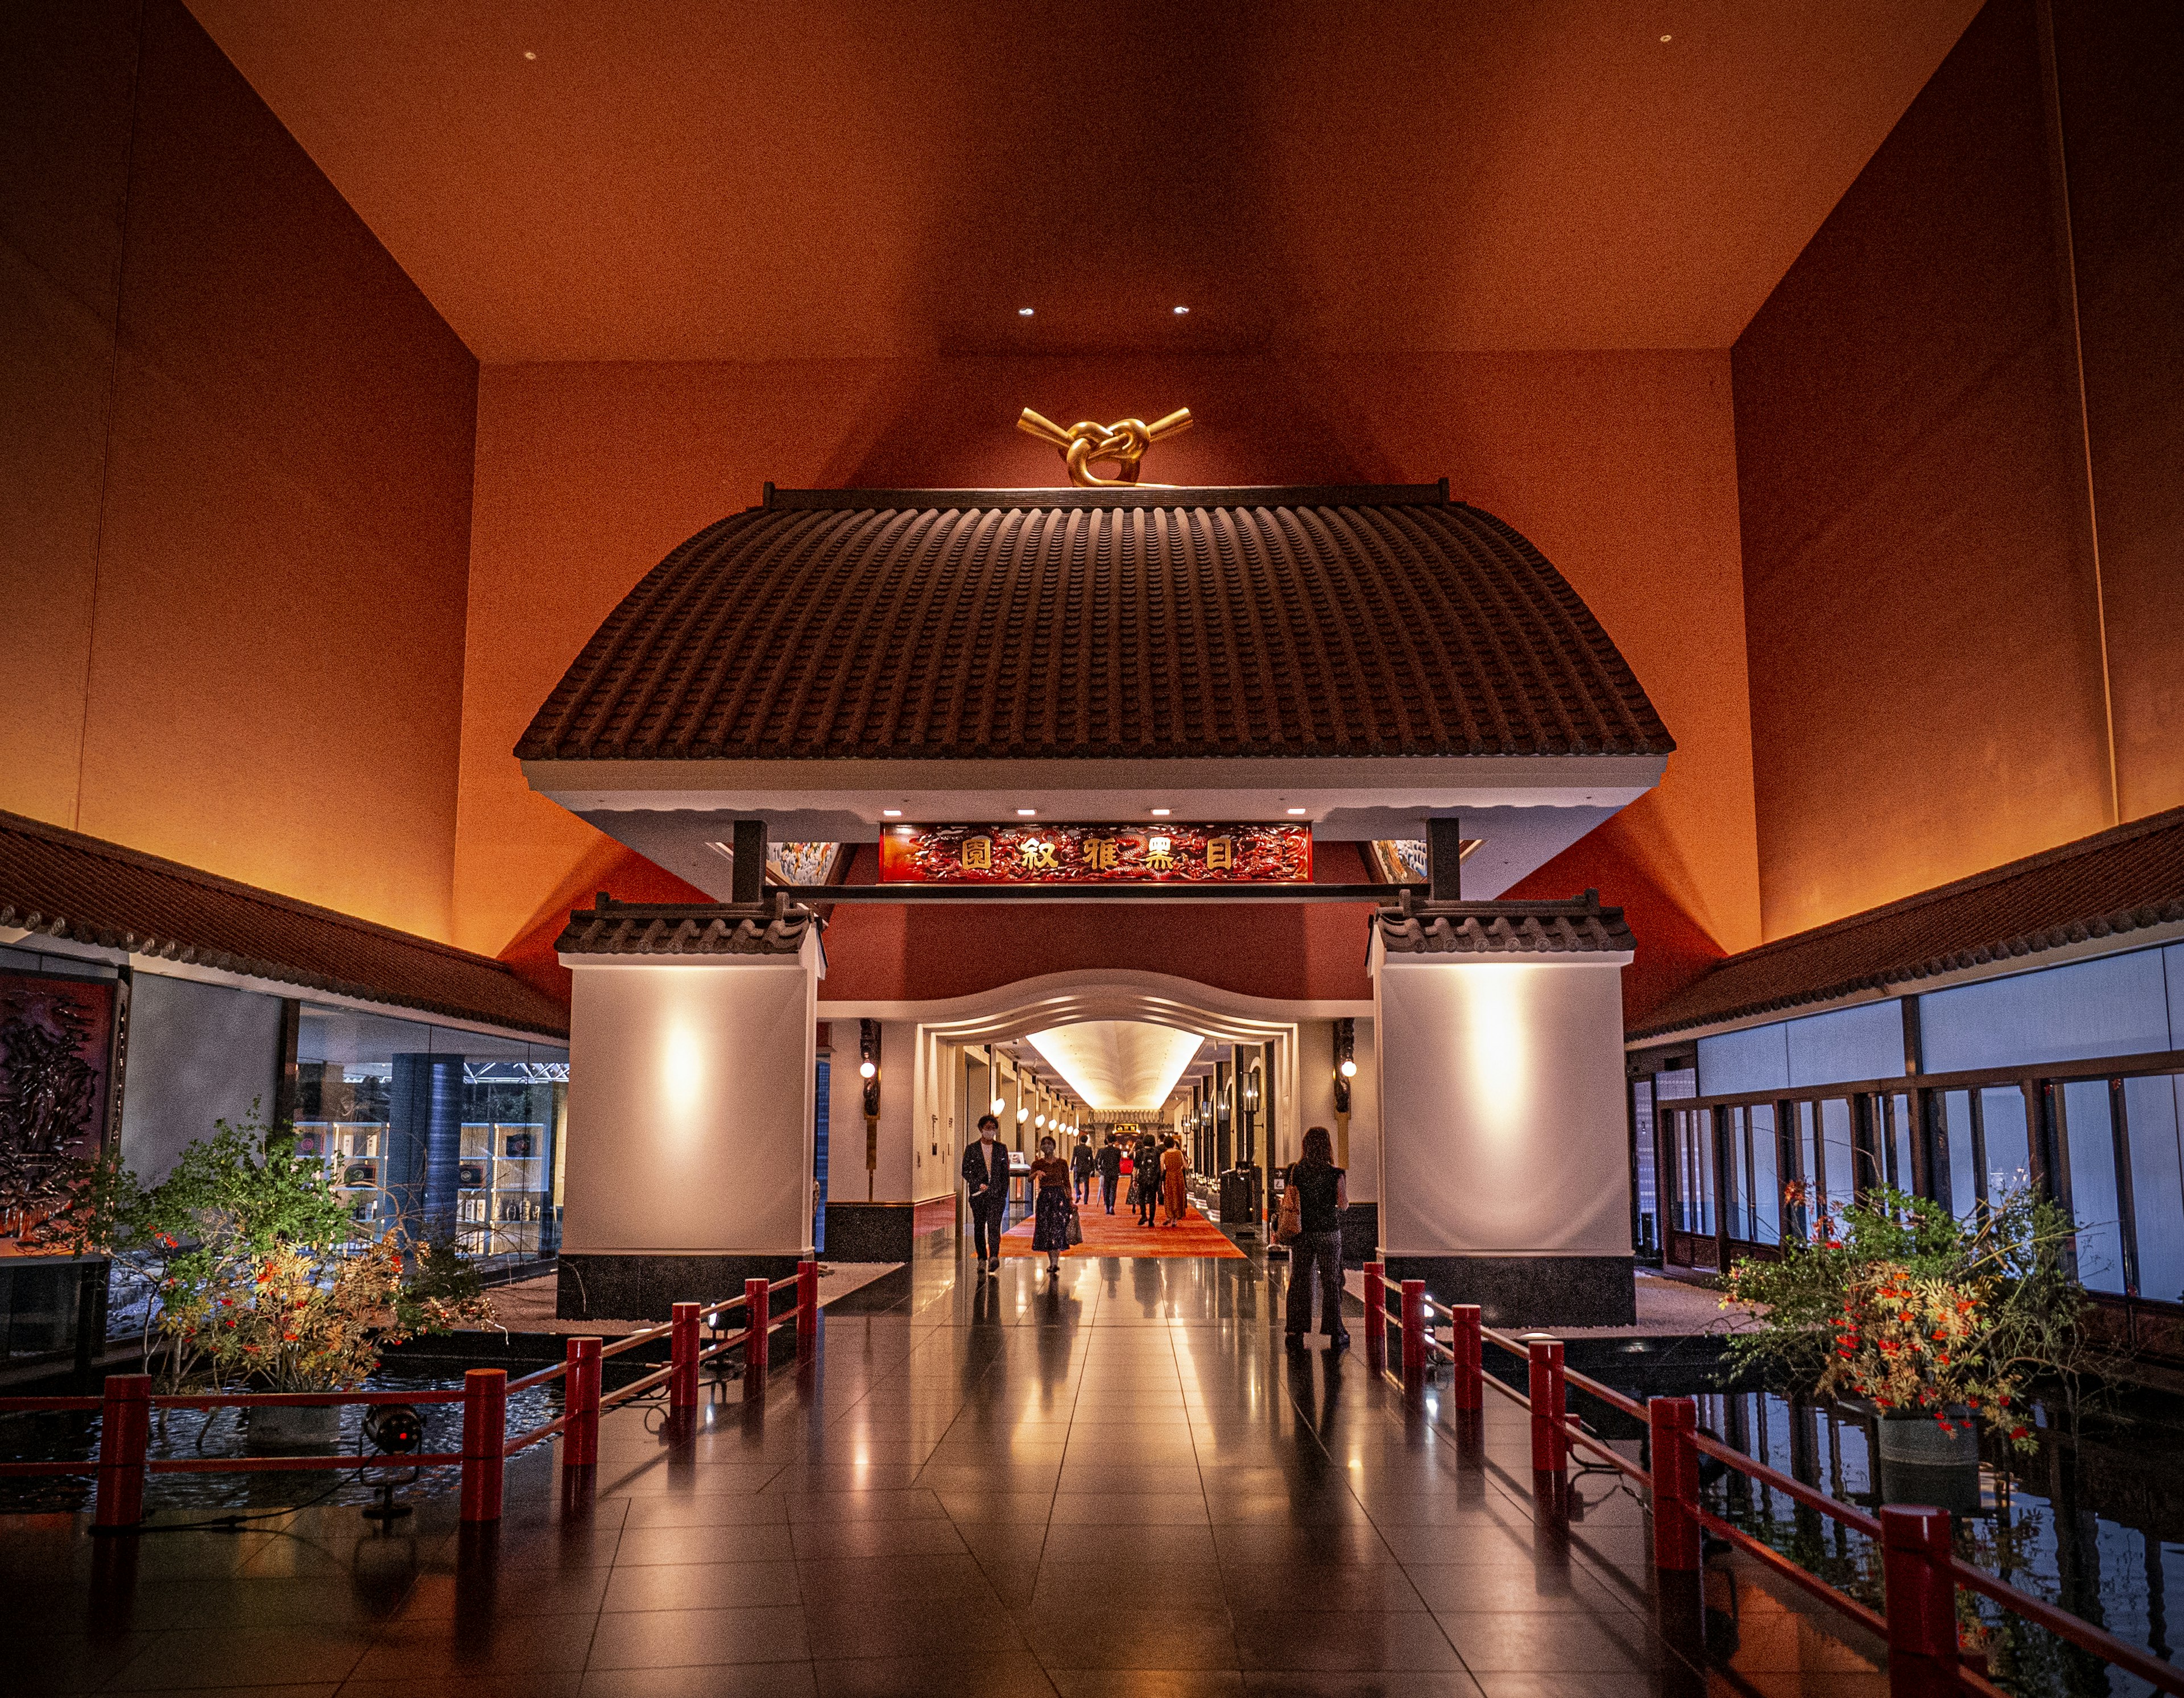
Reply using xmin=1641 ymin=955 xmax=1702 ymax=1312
xmin=296 ymin=1006 xmax=566 ymax=1266
xmin=2060 ymin=1080 xmax=2125 ymax=1295
xmin=1980 ymin=1085 xmax=2031 ymax=1199
xmin=1819 ymin=1098 xmax=1855 ymax=1222
xmin=2125 ymin=1076 xmax=2184 ymax=1305
xmin=1921 ymin=948 xmax=2170 ymax=1073
xmin=1631 ymin=1081 xmax=1658 ymax=1255
xmin=1887 ymin=1093 xmax=1916 ymax=1195
xmin=1942 ymin=1089 xmax=1979 ymax=1218
xmin=1785 ymin=1002 xmax=1905 ymax=1089
xmin=1698 ymin=1024 xmax=1789 ymax=1097
xmin=1749 ymin=1105 xmax=1780 ymax=1246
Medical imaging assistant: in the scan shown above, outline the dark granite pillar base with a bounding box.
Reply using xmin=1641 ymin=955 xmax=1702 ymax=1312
xmin=1380 ymin=1254 xmax=1636 ymax=1328
xmin=822 ymin=1203 xmax=917 ymax=1263
xmin=1339 ymin=1204 xmax=1379 ymax=1269
xmin=557 ymin=1253 xmax=806 ymax=1322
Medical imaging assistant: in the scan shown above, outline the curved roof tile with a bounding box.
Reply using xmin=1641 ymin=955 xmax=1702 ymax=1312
xmin=518 ymin=485 xmax=1673 ymax=764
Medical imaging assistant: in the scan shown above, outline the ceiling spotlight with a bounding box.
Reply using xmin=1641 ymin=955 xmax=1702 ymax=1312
xmin=1286 ymin=807 xmax=1308 ymax=816
xmin=1016 ymin=808 xmax=1036 ymax=816
xmin=882 ymin=808 xmax=901 ymax=817
xmin=1019 ymin=307 xmax=1035 ymax=316
xmin=1150 ymin=808 xmax=1171 ymax=816
xmin=1173 ymin=305 xmax=1190 ymax=315
xmin=523 ymin=50 xmax=536 ymax=60
xmin=1660 ymin=33 xmax=1672 ymax=42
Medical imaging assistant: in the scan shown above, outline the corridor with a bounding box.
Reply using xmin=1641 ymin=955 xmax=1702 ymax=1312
xmin=11 ymin=1241 xmax=1885 ymax=1696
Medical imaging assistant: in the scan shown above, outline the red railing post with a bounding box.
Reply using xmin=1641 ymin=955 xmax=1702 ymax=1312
xmin=93 ymin=1373 xmax=151 ymax=1531
xmin=564 ymin=1336 xmax=601 ymax=1469
xmin=743 ymin=1278 xmax=771 ymax=1393
xmin=459 ymin=1367 xmax=506 ymax=1523
xmin=797 ymin=1260 xmax=820 ymax=1337
xmin=1881 ymin=1504 xmax=1959 ymax=1689
xmin=1363 ymin=1261 xmax=1385 ymax=1335
xmin=1527 ymin=1336 xmax=1567 ymax=1474
xmin=1400 ymin=1280 xmax=1428 ymax=1382
xmin=1648 ymin=1395 xmax=1701 ymax=1572
xmin=1449 ymin=1303 xmax=1482 ymax=1411
xmin=671 ymin=1301 xmax=700 ymax=1409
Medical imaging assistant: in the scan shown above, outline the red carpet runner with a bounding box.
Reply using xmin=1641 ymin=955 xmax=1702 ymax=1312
xmin=1000 ymin=1196 xmax=1243 ymax=1258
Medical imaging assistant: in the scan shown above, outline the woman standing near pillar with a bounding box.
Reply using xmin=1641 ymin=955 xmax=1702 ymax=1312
xmin=1283 ymin=1125 xmax=1350 ymax=1349
xmin=1160 ymin=1135 xmax=1187 ymax=1227
xmin=1029 ymin=1135 xmax=1073 ymax=1276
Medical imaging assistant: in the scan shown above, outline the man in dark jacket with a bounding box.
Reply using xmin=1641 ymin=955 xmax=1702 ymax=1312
xmin=1070 ymin=1136 xmax=1095 ymax=1204
xmin=1097 ymin=1137 xmax=1124 ymax=1214
xmin=1135 ymin=1131 xmax=1161 ymax=1226
xmin=962 ymin=1115 xmax=1012 ymax=1274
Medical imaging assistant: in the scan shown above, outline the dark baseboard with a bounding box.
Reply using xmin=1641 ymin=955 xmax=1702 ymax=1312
xmin=557 ymin=1253 xmax=805 ymax=1322
xmin=1379 ymin=1254 xmax=1636 ymax=1328
xmin=1339 ymin=1204 xmax=1379 ymax=1269
xmin=824 ymin=1202 xmax=917 ymax=1262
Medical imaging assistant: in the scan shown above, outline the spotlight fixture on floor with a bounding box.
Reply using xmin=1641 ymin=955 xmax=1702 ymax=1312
xmin=361 ymin=1403 xmax=423 ymax=1522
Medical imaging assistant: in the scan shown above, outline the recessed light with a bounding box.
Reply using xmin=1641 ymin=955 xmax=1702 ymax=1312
xmin=882 ymin=809 xmax=901 ymax=818
xmin=1150 ymin=808 xmax=1171 ymax=816
xmin=1018 ymin=307 xmax=1034 ymax=317
xmin=1173 ymin=305 xmax=1190 ymax=315
xmin=1659 ymin=33 xmax=1672 ymax=42
xmin=524 ymin=49 xmax=537 ymax=59
xmin=1286 ymin=807 xmax=1308 ymax=816
xmin=1017 ymin=808 xmax=1036 ymax=816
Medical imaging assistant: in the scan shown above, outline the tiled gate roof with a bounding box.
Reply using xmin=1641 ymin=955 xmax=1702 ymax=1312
xmin=518 ymin=484 xmax=1673 ymax=765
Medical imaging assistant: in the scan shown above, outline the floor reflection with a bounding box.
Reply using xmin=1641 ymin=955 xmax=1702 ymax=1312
xmin=9 ymin=1233 xmax=1892 ymax=1696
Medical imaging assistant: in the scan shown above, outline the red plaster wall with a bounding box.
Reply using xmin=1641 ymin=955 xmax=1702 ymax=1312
xmin=0 ymin=0 xmax=477 ymax=938
xmin=459 ymin=351 xmax=1755 ymax=1019
xmin=1731 ymin=0 xmax=2184 ymax=939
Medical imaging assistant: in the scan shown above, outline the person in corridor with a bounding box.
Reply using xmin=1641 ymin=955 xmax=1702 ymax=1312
xmin=1134 ymin=1129 xmax=1161 ymax=1227
xmin=1097 ymin=1134 xmax=1123 ymax=1213
xmin=962 ymin=1113 xmax=1011 ymax=1274
xmin=1160 ymin=1132 xmax=1187 ymax=1226
xmin=1029 ymin=1134 xmax=1073 ymax=1275
xmin=1284 ymin=1124 xmax=1351 ymax=1349
xmin=1072 ymin=1134 xmax=1095 ymax=1204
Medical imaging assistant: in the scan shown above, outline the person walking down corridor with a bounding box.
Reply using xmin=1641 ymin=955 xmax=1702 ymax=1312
xmin=962 ymin=1114 xmax=1012 ymax=1275
xmin=1283 ymin=1124 xmax=1351 ymax=1349
xmin=1135 ymin=1130 xmax=1161 ymax=1228
xmin=1072 ymin=1135 xmax=1095 ymax=1204
xmin=1160 ymin=1134 xmax=1187 ymax=1227
xmin=1098 ymin=1135 xmax=1123 ymax=1214
xmin=1030 ymin=1135 xmax=1073 ymax=1276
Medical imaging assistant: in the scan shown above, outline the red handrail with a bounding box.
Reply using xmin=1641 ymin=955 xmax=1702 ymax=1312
xmin=1359 ymin=1284 xmax=2184 ymax=1693
xmin=0 ymin=1260 xmax=826 ymax=1516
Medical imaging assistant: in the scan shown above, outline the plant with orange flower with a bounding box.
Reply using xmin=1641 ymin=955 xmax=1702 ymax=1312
xmin=1726 ymin=1180 xmax=2090 ymax=1452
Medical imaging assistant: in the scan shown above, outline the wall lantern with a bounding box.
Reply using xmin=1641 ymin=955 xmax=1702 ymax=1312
xmin=1242 ymin=1067 xmax=1261 ymax=1115
xmin=859 ymin=1019 xmax=882 ymax=1199
xmin=1332 ymin=1017 xmax=1355 ymax=1163
xmin=991 ymin=1095 xmax=1006 ymax=1115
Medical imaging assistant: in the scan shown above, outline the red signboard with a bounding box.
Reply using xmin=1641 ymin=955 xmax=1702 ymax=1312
xmin=878 ymin=824 xmax=1312 ymax=885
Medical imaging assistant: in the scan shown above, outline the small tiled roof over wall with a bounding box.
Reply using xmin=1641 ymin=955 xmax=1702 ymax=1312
xmin=518 ymin=484 xmax=1674 ymax=765
xmin=0 ymin=811 xmax=569 ymax=1038
xmin=1630 ymin=805 xmax=2184 ymax=1042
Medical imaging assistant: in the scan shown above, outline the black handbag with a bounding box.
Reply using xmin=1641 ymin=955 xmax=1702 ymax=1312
xmin=1066 ymin=1204 xmax=1084 ymax=1247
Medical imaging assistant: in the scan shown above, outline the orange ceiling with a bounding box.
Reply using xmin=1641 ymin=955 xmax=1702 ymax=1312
xmin=184 ymin=0 xmax=1980 ymax=363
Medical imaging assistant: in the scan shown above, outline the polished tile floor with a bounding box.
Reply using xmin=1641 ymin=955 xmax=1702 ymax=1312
xmin=7 ymin=1236 xmax=1891 ymax=1696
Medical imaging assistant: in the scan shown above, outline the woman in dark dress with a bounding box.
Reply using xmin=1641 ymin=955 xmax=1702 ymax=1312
xmin=1284 ymin=1125 xmax=1350 ymax=1349
xmin=1029 ymin=1135 xmax=1074 ymax=1275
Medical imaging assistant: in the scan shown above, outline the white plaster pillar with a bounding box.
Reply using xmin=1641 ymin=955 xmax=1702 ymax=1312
xmin=555 ymin=924 xmax=820 ymax=1319
xmin=1372 ymin=914 xmax=1635 ymax=1326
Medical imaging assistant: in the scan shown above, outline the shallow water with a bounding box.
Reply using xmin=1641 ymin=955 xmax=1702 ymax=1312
xmin=0 ymin=1360 xmax=685 ymax=1517
xmin=1678 ymin=1384 xmax=2184 ymax=1698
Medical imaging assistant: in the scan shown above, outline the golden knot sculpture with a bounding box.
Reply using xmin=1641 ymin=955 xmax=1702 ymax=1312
xmin=1017 ymin=407 xmax=1193 ymax=486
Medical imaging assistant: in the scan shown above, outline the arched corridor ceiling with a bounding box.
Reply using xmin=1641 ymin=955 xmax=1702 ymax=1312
xmin=1027 ymin=1022 xmax=1206 ymax=1114
xmin=184 ymin=1 xmax=1981 ymax=361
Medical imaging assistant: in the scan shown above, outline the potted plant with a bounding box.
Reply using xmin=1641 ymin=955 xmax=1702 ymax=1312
xmin=1724 ymin=1179 xmax=2090 ymax=1482
xmin=51 ymin=1106 xmax=497 ymax=1449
